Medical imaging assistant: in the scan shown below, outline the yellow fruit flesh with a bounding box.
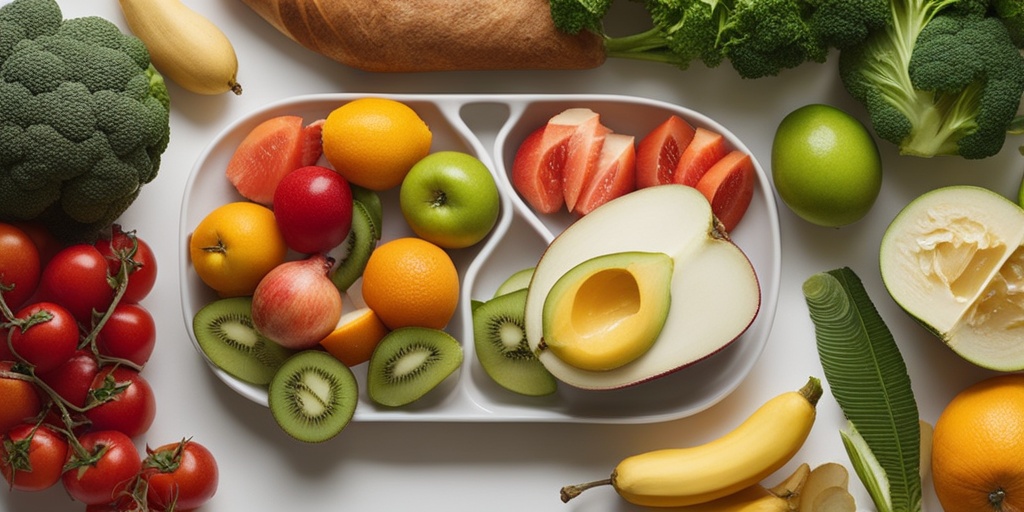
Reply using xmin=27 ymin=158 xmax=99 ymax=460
xmin=542 ymin=252 xmax=673 ymax=371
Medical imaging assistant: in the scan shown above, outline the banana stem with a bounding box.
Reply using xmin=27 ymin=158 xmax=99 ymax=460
xmin=560 ymin=479 xmax=612 ymax=503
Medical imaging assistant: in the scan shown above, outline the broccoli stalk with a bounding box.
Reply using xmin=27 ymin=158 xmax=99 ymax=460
xmin=549 ymin=0 xmax=889 ymax=79
xmin=838 ymin=0 xmax=1024 ymax=159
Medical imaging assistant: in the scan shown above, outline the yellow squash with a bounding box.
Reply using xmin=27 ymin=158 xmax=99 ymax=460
xmin=119 ymin=0 xmax=242 ymax=95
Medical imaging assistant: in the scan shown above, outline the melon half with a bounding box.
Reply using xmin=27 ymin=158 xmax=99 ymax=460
xmin=524 ymin=185 xmax=761 ymax=390
xmin=880 ymin=186 xmax=1024 ymax=371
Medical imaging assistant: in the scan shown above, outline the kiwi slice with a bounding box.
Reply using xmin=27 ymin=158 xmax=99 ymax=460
xmin=268 ymin=350 xmax=358 ymax=443
xmin=350 ymin=185 xmax=383 ymax=239
xmin=331 ymin=200 xmax=378 ymax=292
xmin=493 ymin=267 xmax=535 ymax=298
xmin=473 ymin=289 xmax=556 ymax=396
xmin=192 ymin=297 xmax=295 ymax=385
xmin=367 ymin=327 xmax=463 ymax=407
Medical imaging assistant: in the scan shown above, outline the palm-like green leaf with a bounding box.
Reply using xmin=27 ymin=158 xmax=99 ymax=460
xmin=802 ymin=267 xmax=921 ymax=512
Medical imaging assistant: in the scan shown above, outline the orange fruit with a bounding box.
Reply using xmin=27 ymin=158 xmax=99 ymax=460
xmin=932 ymin=373 xmax=1024 ymax=512
xmin=360 ymin=237 xmax=459 ymax=330
xmin=189 ymin=202 xmax=288 ymax=297
xmin=319 ymin=307 xmax=390 ymax=366
xmin=321 ymin=98 xmax=432 ymax=191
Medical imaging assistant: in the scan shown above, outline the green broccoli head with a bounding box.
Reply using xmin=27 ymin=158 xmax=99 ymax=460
xmin=0 ymin=0 xmax=170 ymax=241
xmin=808 ymin=0 xmax=890 ymax=49
xmin=992 ymin=0 xmax=1024 ymax=48
xmin=548 ymin=0 xmax=614 ymax=35
xmin=720 ymin=0 xmax=830 ymax=79
xmin=647 ymin=0 xmax=726 ymax=69
xmin=840 ymin=2 xmax=1024 ymax=159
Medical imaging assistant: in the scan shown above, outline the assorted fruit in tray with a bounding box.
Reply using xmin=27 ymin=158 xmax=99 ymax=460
xmin=183 ymin=95 xmax=767 ymax=442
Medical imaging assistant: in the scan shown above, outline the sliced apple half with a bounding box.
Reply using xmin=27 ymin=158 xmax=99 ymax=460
xmin=880 ymin=185 xmax=1024 ymax=371
xmin=525 ymin=185 xmax=761 ymax=390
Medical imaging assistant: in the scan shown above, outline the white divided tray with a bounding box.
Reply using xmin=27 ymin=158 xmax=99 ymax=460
xmin=178 ymin=93 xmax=782 ymax=423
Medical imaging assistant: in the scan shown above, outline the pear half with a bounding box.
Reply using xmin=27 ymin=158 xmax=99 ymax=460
xmin=525 ymin=185 xmax=761 ymax=390
xmin=880 ymin=185 xmax=1024 ymax=371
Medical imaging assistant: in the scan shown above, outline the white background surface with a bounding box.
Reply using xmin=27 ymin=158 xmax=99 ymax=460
xmin=5 ymin=1 xmax=1022 ymax=511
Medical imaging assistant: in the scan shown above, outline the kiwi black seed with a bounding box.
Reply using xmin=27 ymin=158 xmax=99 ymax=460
xmin=472 ymin=289 xmax=557 ymax=396
xmin=268 ymin=350 xmax=358 ymax=443
xmin=192 ymin=297 xmax=296 ymax=385
xmin=367 ymin=327 xmax=463 ymax=407
xmin=330 ymin=200 xmax=379 ymax=292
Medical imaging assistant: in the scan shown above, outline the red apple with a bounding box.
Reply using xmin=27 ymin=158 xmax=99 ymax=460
xmin=574 ymin=134 xmax=637 ymax=215
xmin=273 ymin=166 xmax=353 ymax=254
xmin=636 ymin=115 xmax=696 ymax=188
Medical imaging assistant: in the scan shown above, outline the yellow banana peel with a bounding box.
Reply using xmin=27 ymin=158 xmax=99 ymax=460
xmin=561 ymin=377 xmax=823 ymax=507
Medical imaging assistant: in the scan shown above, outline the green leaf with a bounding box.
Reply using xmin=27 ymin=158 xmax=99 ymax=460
xmin=802 ymin=267 xmax=922 ymax=512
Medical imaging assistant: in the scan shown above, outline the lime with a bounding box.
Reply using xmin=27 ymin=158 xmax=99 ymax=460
xmin=771 ymin=104 xmax=882 ymax=227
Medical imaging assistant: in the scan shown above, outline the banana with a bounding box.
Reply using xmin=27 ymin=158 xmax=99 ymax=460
xmin=118 ymin=0 xmax=243 ymax=95
xmin=561 ymin=377 xmax=822 ymax=508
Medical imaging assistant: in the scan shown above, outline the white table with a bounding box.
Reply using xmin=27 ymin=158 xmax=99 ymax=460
xmin=6 ymin=1 xmax=1019 ymax=510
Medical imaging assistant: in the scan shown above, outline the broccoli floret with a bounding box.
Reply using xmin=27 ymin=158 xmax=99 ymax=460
xmin=0 ymin=0 xmax=170 ymax=241
xmin=550 ymin=0 xmax=886 ymax=79
xmin=992 ymin=0 xmax=1024 ymax=48
xmin=839 ymin=0 xmax=1024 ymax=159
xmin=549 ymin=0 xmax=614 ymax=34
xmin=720 ymin=0 xmax=830 ymax=78
xmin=808 ymin=0 xmax=890 ymax=49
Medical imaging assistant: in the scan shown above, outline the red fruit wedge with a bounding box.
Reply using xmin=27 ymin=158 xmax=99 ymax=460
xmin=574 ymin=134 xmax=637 ymax=215
xmin=673 ymin=127 xmax=727 ymax=187
xmin=226 ymin=116 xmax=324 ymax=205
xmin=552 ymin=109 xmax=611 ymax=212
xmin=511 ymin=126 xmax=567 ymax=213
xmin=695 ymin=150 xmax=756 ymax=232
xmin=636 ymin=115 xmax=696 ymax=189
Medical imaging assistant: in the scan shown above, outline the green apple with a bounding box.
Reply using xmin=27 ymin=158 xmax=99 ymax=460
xmin=399 ymin=151 xmax=500 ymax=249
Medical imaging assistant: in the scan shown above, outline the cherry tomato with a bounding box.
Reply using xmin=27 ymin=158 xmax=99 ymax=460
xmin=62 ymin=430 xmax=142 ymax=505
xmin=0 ymin=423 xmax=69 ymax=491
xmin=37 ymin=349 xmax=100 ymax=409
xmin=10 ymin=221 xmax=61 ymax=268
xmin=40 ymin=244 xmax=114 ymax=325
xmin=85 ymin=496 xmax=145 ymax=512
xmin=144 ymin=439 xmax=219 ymax=511
xmin=85 ymin=366 xmax=156 ymax=438
xmin=7 ymin=301 xmax=78 ymax=374
xmin=0 ymin=361 xmax=42 ymax=433
xmin=0 ymin=222 xmax=41 ymax=311
xmin=95 ymin=303 xmax=156 ymax=367
xmin=94 ymin=226 xmax=158 ymax=304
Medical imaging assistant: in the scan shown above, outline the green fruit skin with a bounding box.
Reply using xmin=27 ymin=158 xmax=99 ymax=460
xmin=772 ymin=104 xmax=882 ymax=228
xmin=399 ymin=151 xmax=500 ymax=249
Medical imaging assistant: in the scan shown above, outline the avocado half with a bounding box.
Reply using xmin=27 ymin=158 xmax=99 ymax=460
xmin=525 ymin=185 xmax=762 ymax=390
xmin=880 ymin=185 xmax=1024 ymax=371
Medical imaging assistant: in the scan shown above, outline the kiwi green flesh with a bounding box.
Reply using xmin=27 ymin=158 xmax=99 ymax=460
xmin=473 ymin=289 xmax=556 ymax=396
xmin=349 ymin=185 xmax=383 ymax=239
xmin=331 ymin=200 xmax=379 ymax=292
xmin=192 ymin=297 xmax=296 ymax=385
xmin=268 ymin=350 xmax=357 ymax=443
xmin=367 ymin=327 xmax=463 ymax=407
xmin=493 ymin=267 xmax=535 ymax=298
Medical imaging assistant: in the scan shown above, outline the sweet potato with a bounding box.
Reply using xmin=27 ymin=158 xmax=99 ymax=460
xmin=239 ymin=0 xmax=607 ymax=72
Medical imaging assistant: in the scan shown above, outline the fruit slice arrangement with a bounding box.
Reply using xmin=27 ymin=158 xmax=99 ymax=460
xmin=180 ymin=94 xmax=778 ymax=431
xmin=512 ymin=110 xmax=756 ymax=232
